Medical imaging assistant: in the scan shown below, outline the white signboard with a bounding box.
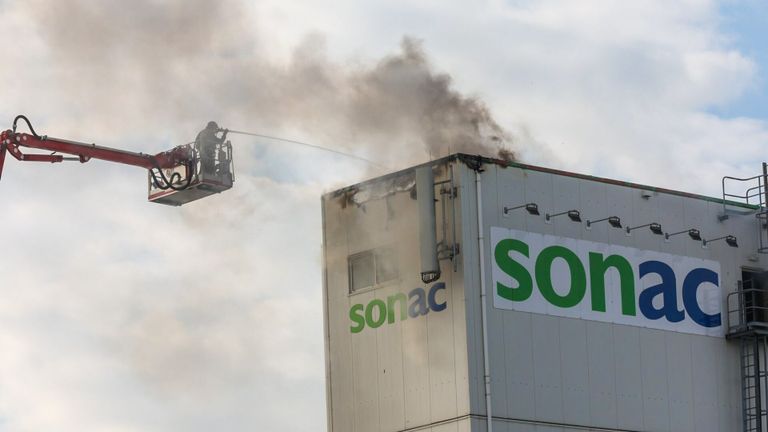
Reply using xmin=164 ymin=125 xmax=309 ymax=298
xmin=490 ymin=227 xmax=723 ymax=337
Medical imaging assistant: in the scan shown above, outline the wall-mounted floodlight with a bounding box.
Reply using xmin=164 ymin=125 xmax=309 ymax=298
xmin=665 ymin=228 xmax=702 ymax=241
xmin=503 ymin=203 xmax=539 ymax=216
xmin=626 ymin=222 xmax=663 ymax=236
xmin=545 ymin=209 xmax=581 ymax=223
xmin=586 ymin=216 xmax=622 ymax=229
xmin=702 ymin=235 xmax=738 ymax=248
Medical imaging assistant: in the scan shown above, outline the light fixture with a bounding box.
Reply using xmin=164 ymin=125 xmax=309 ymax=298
xmin=626 ymin=222 xmax=663 ymax=236
xmin=702 ymin=235 xmax=738 ymax=248
xmin=503 ymin=202 xmax=540 ymax=216
xmin=546 ymin=209 xmax=581 ymax=223
xmin=665 ymin=228 xmax=702 ymax=241
xmin=586 ymin=216 xmax=622 ymax=229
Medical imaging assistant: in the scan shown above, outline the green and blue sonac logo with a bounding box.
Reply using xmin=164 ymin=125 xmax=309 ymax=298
xmin=349 ymin=283 xmax=447 ymax=333
xmin=491 ymin=227 xmax=723 ymax=337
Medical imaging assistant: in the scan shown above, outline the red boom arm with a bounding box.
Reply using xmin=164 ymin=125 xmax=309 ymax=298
xmin=0 ymin=129 xmax=193 ymax=180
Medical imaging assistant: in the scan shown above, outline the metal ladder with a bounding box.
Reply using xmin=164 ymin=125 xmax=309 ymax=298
xmin=728 ymin=275 xmax=768 ymax=432
xmin=742 ymin=335 xmax=768 ymax=432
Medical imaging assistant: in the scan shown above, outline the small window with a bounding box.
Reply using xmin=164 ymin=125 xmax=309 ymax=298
xmin=349 ymin=247 xmax=399 ymax=293
xmin=350 ymin=253 xmax=375 ymax=292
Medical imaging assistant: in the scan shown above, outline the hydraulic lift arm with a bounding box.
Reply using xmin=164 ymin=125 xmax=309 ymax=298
xmin=0 ymin=115 xmax=235 ymax=206
xmin=0 ymin=115 xmax=197 ymax=192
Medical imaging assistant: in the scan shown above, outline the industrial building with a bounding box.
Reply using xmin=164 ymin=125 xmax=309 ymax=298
xmin=321 ymin=154 xmax=768 ymax=432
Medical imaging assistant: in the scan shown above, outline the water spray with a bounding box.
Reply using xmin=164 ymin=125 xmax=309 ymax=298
xmin=227 ymin=129 xmax=388 ymax=170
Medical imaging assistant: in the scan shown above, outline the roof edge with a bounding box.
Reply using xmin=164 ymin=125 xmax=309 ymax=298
xmin=324 ymin=153 xmax=759 ymax=211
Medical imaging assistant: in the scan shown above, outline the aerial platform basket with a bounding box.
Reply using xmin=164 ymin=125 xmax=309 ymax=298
xmin=148 ymin=140 xmax=234 ymax=206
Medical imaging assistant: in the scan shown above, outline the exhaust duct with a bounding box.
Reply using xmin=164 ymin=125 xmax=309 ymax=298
xmin=416 ymin=165 xmax=440 ymax=283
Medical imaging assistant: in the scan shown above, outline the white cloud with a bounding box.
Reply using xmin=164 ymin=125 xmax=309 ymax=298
xmin=0 ymin=172 xmax=330 ymax=431
xmin=0 ymin=0 xmax=766 ymax=431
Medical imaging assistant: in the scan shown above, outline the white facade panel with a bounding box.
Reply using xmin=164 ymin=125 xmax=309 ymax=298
xmin=352 ymin=288 xmax=381 ymax=432
xmin=667 ymin=332 xmax=695 ymax=431
xmin=585 ymin=321 xmax=618 ymax=429
xmin=691 ymin=336 xmax=721 ymax=432
xmin=502 ymin=311 xmax=535 ymax=420
xmin=612 ymin=325 xmax=644 ymax=431
xmin=402 ymin=306 xmax=431 ymax=429
xmin=530 ymin=314 xmax=564 ymax=423
xmin=323 ymin=159 xmax=472 ymax=432
xmin=639 ymin=330 xmax=670 ymax=431
xmin=558 ymin=318 xmax=590 ymax=426
xmin=376 ymin=302 xmax=406 ymax=431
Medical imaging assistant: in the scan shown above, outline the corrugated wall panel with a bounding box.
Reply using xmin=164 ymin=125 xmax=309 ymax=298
xmin=427 ymin=282 xmax=459 ymax=423
xmin=666 ymin=332 xmax=695 ymax=431
xmin=612 ymin=325 xmax=643 ymax=431
xmin=503 ymin=311 xmax=535 ymax=420
xmin=376 ymin=289 xmax=406 ymax=432
xmin=485 ymin=167 xmax=511 ymax=420
xmin=718 ymin=341 xmax=742 ymax=431
xmin=324 ymin=197 xmax=355 ymax=432
xmin=585 ymin=321 xmax=618 ymax=429
xmin=558 ymin=319 xmax=590 ymax=426
xmin=328 ymin=297 xmax=355 ymax=431
xmin=352 ymin=289 xmax=380 ymax=432
xmin=531 ymin=314 xmax=564 ymax=423
xmin=691 ymin=336 xmax=720 ymax=432
xmin=639 ymin=320 xmax=670 ymax=430
xmin=460 ymin=165 xmax=486 ymax=419
xmin=402 ymin=312 xmax=432 ymax=428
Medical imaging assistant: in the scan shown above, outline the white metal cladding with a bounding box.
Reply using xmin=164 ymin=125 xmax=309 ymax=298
xmin=322 ymin=161 xmax=472 ymax=432
xmin=323 ymin=156 xmax=764 ymax=432
xmin=462 ymin=161 xmax=763 ymax=431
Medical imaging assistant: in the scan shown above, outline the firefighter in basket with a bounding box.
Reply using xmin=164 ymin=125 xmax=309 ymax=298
xmin=195 ymin=121 xmax=229 ymax=176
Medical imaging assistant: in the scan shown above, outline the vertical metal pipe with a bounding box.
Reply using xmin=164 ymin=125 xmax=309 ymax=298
xmin=739 ymin=281 xmax=745 ymax=330
xmin=741 ymin=339 xmax=748 ymax=432
xmin=757 ymin=335 xmax=768 ymax=424
xmin=320 ymin=198 xmax=335 ymax=432
xmin=475 ymin=169 xmax=493 ymax=432
xmin=756 ymin=336 xmax=763 ymax=432
xmin=451 ymin=164 xmax=458 ymax=273
xmin=441 ymin=183 xmax=448 ymax=250
xmin=417 ymin=166 xmax=440 ymax=283
xmin=762 ymin=162 xmax=767 ymax=209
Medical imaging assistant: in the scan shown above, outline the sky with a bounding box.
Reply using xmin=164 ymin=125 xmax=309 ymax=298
xmin=0 ymin=0 xmax=766 ymax=431
xmin=716 ymin=0 xmax=768 ymax=119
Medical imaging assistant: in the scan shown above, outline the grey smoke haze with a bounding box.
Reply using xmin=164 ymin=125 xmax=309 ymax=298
xmin=23 ymin=0 xmax=514 ymax=167
xmin=4 ymin=1 xmax=759 ymax=431
xmin=0 ymin=1 xmax=520 ymax=431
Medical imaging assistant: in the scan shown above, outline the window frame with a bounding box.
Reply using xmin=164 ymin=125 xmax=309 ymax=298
xmin=348 ymin=246 xmax=399 ymax=295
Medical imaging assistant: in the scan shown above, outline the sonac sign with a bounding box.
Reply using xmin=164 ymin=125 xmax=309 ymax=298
xmin=491 ymin=227 xmax=724 ymax=337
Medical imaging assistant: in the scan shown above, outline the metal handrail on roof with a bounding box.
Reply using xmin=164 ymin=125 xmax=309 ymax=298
xmin=723 ymin=173 xmax=766 ymax=211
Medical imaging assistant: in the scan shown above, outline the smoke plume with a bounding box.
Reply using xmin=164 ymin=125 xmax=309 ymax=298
xmin=22 ymin=0 xmax=515 ymax=169
xmin=0 ymin=1 xmax=520 ymax=430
